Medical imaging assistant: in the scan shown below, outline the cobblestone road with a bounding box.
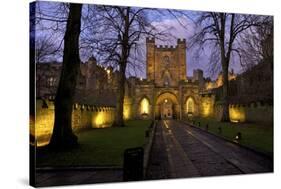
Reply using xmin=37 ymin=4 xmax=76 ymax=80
xmin=146 ymin=120 xmax=273 ymax=179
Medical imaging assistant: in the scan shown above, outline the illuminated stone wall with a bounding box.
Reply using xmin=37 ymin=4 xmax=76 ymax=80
xmin=215 ymin=102 xmax=273 ymax=124
xmin=146 ymin=38 xmax=187 ymax=86
xmin=34 ymin=99 xmax=115 ymax=146
xmin=199 ymin=94 xmax=215 ymax=117
xmin=123 ymin=96 xmax=133 ymax=120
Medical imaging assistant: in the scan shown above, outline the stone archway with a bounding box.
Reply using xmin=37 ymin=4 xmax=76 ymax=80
xmin=186 ymin=97 xmax=195 ymax=117
xmin=184 ymin=96 xmax=199 ymax=118
xmin=138 ymin=97 xmax=151 ymax=119
xmin=155 ymin=92 xmax=179 ymax=120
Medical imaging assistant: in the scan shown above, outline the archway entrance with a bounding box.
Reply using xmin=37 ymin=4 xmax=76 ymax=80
xmin=155 ymin=92 xmax=179 ymax=120
xmin=161 ymin=99 xmax=173 ymax=119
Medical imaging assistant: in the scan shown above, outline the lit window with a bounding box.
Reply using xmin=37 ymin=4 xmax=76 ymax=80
xmin=140 ymin=98 xmax=149 ymax=114
xmin=187 ymin=98 xmax=194 ymax=114
xmin=47 ymin=77 xmax=56 ymax=87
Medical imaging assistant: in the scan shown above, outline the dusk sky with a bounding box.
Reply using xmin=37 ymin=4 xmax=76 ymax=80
xmin=35 ymin=1 xmax=251 ymax=80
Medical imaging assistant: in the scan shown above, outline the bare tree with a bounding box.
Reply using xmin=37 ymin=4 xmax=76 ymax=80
xmin=48 ymin=3 xmax=82 ymax=149
xmin=191 ymin=13 xmax=261 ymax=121
xmin=35 ymin=35 xmax=60 ymax=63
xmin=238 ymin=16 xmax=273 ymax=70
xmin=83 ymin=5 xmax=169 ymax=127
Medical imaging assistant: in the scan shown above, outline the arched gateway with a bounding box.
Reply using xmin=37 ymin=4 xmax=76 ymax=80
xmin=131 ymin=38 xmax=202 ymax=120
xmin=155 ymin=92 xmax=180 ymax=120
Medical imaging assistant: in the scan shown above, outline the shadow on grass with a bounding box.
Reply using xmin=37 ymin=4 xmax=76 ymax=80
xmin=35 ymin=120 xmax=152 ymax=168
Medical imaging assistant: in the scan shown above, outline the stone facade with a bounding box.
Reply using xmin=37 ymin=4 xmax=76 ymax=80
xmin=36 ymin=38 xmax=204 ymax=121
xmin=36 ymin=57 xmax=118 ymax=106
xmin=36 ymin=37 xmax=272 ymax=124
xmin=131 ymin=38 xmax=201 ymax=120
xmin=34 ymin=99 xmax=115 ymax=146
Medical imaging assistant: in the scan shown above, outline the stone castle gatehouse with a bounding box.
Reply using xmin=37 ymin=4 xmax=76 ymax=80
xmin=131 ymin=38 xmax=202 ymax=120
xmin=36 ymin=38 xmax=219 ymax=123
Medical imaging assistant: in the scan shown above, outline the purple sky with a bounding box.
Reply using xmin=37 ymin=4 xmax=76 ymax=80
xmin=35 ymin=1 xmax=252 ymax=80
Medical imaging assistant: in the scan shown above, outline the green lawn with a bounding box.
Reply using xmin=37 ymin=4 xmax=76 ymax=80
xmin=36 ymin=120 xmax=152 ymax=167
xmin=186 ymin=117 xmax=273 ymax=157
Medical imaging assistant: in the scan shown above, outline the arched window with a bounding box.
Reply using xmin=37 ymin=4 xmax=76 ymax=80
xmin=186 ymin=97 xmax=194 ymax=114
xmin=140 ymin=98 xmax=149 ymax=114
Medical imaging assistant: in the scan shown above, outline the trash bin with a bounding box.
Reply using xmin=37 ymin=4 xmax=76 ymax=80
xmin=123 ymin=147 xmax=144 ymax=181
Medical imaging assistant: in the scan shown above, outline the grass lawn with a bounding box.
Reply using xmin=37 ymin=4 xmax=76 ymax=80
xmin=36 ymin=120 xmax=152 ymax=167
xmin=186 ymin=117 xmax=273 ymax=157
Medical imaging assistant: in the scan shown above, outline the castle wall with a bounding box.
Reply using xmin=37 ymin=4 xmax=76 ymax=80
xmin=215 ymin=102 xmax=273 ymax=125
xmin=34 ymin=99 xmax=115 ymax=146
xmin=199 ymin=94 xmax=216 ymax=118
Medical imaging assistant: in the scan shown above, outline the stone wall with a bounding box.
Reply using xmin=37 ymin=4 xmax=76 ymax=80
xmin=146 ymin=38 xmax=186 ymax=86
xmin=34 ymin=99 xmax=115 ymax=146
xmin=215 ymin=102 xmax=273 ymax=125
xmin=199 ymin=94 xmax=215 ymax=118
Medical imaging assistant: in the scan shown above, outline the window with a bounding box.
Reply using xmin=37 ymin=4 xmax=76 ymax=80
xmin=47 ymin=77 xmax=56 ymax=87
xmin=186 ymin=97 xmax=194 ymax=114
xmin=140 ymin=98 xmax=149 ymax=114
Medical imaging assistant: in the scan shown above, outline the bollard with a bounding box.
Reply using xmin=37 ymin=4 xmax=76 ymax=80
xmin=206 ymin=124 xmax=209 ymax=131
xmin=235 ymin=132 xmax=242 ymax=140
xmin=145 ymin=130 xmax=150 ymax=137
xmin=218 ymin=127 xmax=222 ymax=134
xmin=198 ymin=122 xmax=200 ymax=127
xmin=150 ymin=121 xmax=154 ymax=128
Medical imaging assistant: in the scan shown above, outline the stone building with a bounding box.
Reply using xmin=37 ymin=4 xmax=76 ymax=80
xmin=36 ymin=38 xmax=215 ymax=121
xmin=128 ymin=38 xmax=203 ymax=120
xmin=36 ymin=56 xmax=119 ymax=106
xmin=36 ymin=37 xmax=272 ymax=123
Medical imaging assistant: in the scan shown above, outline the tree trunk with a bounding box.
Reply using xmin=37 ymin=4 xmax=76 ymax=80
xmin=220 ymin=58 xmax=230 ymax=122
xmin=113 ymin=65 xmax=126 ymax=127
xmin=112 ymin=7 xmax=130 ymax=127
xmin=48 ymin=4 xmax=82 ymax=150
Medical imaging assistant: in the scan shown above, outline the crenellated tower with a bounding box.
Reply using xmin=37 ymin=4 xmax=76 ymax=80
xmin=146 ymin=38 xmax=155 ymax=81
xmin=146 ymin=38 xmax=187 ymax=87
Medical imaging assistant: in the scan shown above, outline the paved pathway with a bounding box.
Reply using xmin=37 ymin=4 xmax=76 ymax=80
xmin=35 ymin=168 xmax=122 ymax=187
xmin=146 ymin=120 xmax=273 ymax=179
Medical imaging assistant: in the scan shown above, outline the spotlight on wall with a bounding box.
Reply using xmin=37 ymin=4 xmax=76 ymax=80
xmin=164 ymin=99 xmax=168 ymax=103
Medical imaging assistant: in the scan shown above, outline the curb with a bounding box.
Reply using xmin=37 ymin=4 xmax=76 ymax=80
xmin=143 ymin=120 xmax=157 ymax=177
xmin=181 ymin=120 xmax=273 ymax=160
xmin=36 ymin=166 xmax=122 ymax=172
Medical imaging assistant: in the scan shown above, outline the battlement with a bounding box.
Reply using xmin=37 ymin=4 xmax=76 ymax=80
xmin=155 ymin=45 xmax=176 ymax=50
xmin=177 ymin=38 xmax=186 ymax=44
xmin=146 ymin=37 xmax=155 ymax=43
